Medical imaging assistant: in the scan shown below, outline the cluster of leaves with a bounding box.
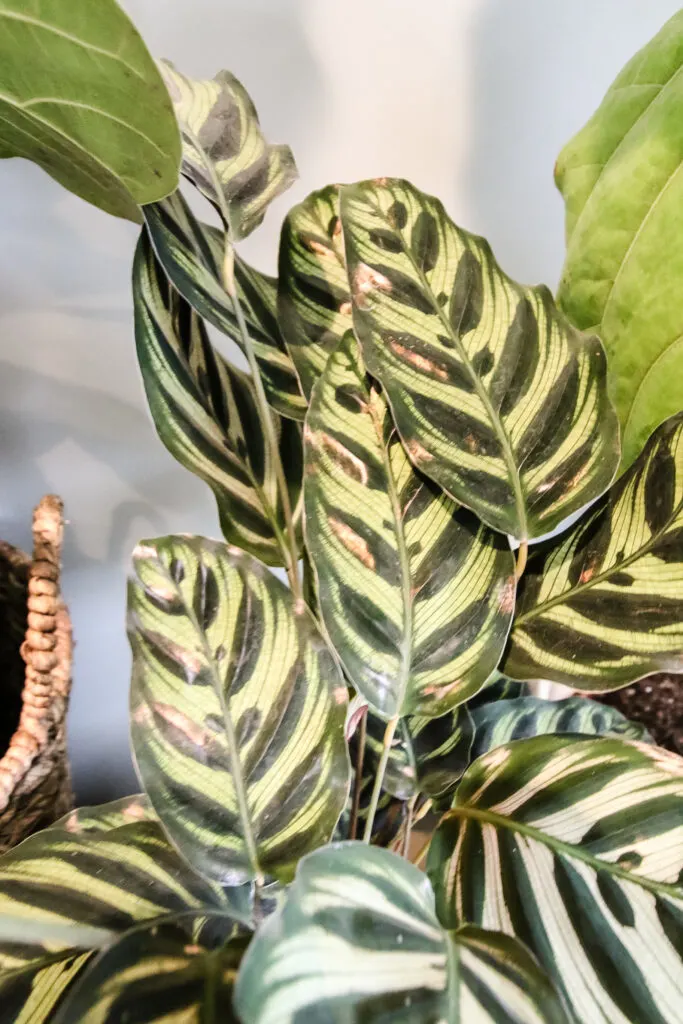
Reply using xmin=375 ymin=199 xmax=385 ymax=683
xmin=1 ymin=3 xmax=683 ymax=1022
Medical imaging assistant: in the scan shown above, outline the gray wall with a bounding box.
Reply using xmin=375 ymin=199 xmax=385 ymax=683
xmin=0 ymin=0 xmax=679 ymax=800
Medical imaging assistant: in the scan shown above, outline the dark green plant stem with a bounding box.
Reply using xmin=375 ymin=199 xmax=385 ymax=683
xmin=363 ymin=715 xmax=399 ymax=844
xmin=349 ymin=706 xmax=368 ymax=841
xmin=401 ymin=794 xmax=417 ymax=859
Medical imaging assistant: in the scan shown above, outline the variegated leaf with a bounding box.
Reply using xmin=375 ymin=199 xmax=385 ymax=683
xmin=133 ymin=230 xmax=303 ymax=567
xmin=505 ymin=413 xmax=683 ymax=687
xmin=304 ymin=332 xmax=516 ymax=719
xmin=0 ymin=951 xmax=94 ymax=1024
xmin=278 ymin=184 xmax=353 ymax=397
xmin=128 ymin=535 xmax=350 ymax=887
xmin=235 ymin=843 xmax=569 ymax=1023
xmin=143 ymin=192 xmax=306 ymax=420
xmin=160 ymin=62 xmax=297 ymax=240
xmin=341 ymin=178 xmax=620 ymax=541
xmin=53 ymin=913 xmax=248 ymax=1024
xmin=428 ymin=735 xmax=683 ymax=1024
xmin=469 ymin=695 xmax=651 ymax=761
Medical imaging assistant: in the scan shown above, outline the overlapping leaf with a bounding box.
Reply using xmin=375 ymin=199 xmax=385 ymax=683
xmin=235 ymin=843 xmax=569 ymax=1023
xmin=160 ymin=62 xmax=297 ymax=239
xmin=278 ymin=184 xmax=353 ymax=397
xmin=428 ymin=735 xmax=683 ymax=1024
xmin=143 ymin=192 xmax=306 ymax=419
xmin=505 ymin=413 xmax=683 ymax=687
xmin=341 ymin=178 xmax=620 ymax=541
xmin=134 ymin=230 xmax=303 ymax=566
xmin=304 ymin=332 xmax=516 ymax=719
xmin=0 ymin=0 xmax=180 ymax=221
xmin=128 ymin=535 xmax=350 ymax=887
xmin=556 ymin=11 xmax=683 ymax=467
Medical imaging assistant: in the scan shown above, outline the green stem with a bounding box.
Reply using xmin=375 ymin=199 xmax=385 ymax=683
xmin=363 ymin=715 xmax=399 ymax=844
xmin=349 ymin=705 xmax=368 ymax=841
xmin=515 ymin=540 xmax=528 ymax=580
xmin=401 ymin=794 xmax=417 ymax=859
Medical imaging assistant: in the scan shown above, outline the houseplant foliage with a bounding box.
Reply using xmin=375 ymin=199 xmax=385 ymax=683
xmin=0 ymin=9 xmax=682 ymax=1024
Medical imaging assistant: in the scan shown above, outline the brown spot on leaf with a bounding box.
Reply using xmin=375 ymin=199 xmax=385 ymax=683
xmin=302 ymin=236 xmax=334 ymax=257
xmin=498 ymin=577 xmax=517 ymax=615
xmin=352 ymin=263 xmax=392 ymax=308
xmin=153 ymin=703 xmax=210 ymax=749
xmin=329 ymin=518 xmax=375 ymax=569
xmin=405 ymin=439 xmax=434 ymax=463
xmin=388 ymin=338 xmax=447 ymax=380
xmin=339 ymin=300 xmax=352 ymax=316
xmin=309 ymin=430 xmax=369 ymax=485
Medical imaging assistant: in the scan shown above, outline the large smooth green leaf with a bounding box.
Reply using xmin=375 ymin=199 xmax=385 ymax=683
xmin=556 ymin=11 xmax=683 ymax=469
xmin=278 ymin=184 xmax=353 ymax=397
xmin=341 ymin=178 xmax=620 ymax=541
xmin=505 ymin=414 xmax=683 ymax=687
xmin=305 ymin=333 xmax=516 ymax=719
xmin=133 ymin=230 xmax=303 ymax=566
xmin=428 ymin=735 xmax=683 ymax=1024
xmin=128 ymin=535 xmax=350 ymax=887
xmin=160 ymin=62 xmax=297 ymax=240
xmin=54 ymin=913 xmax=248 ymax=1024
xmin=0 ymin=0 xmax=180 ymax=221
xmin=144 ymin=192 xmax=306 ymax=420
xmin=235 ymin=842 xmax=569 ymax=1023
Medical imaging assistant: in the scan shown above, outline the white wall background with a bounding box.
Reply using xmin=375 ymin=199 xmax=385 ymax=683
xmin=0 ymin=0 xmax=680 ymax=801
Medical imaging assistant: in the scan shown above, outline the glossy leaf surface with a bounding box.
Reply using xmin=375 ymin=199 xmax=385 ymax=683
xmin=134 ymin=231 xmax=302 ymax=566
xmin=556 ymin=11 xmax=683 ymax=467
xmin=144 ymin=192 xmax=306 ymax=420
xmin=128 ymin=536 xmax=349 ymax=886
xmin=305 ymin=333 xmax=516 ymax=719
xmin=429 ymin=736 xmax=683 ymax=1024
xmin=341 ymin=178 xmax=620 ymax=541
xmin=0 ymin=0 xmax=180 ymax=220
xmin=505 ymin=414 xmax=683 ymax=687
xmin=160 ymin=62 xmax=297 ymax=239
xmin=236 ymin=843 xmax=568 ymax=1023
xmin=278 ymin=184 xmax=353 ymax=397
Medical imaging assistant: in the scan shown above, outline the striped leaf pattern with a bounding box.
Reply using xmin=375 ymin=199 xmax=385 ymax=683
xmin=505 ymin=413 xmax=683 ymax=687
xmin=428 ymin=735 xmax=683 ymax=1024
xmin=128 ymin=535 xmax=350 ymax=887
xmin=235 ymin=842 xmax=569 ymax=1023
xmin=341 ymin=178 xmax=620 ymax=541
xmin=1 ymin=951 xmax=93 ymax=1024
xmin=134 ymin=230 xmax=303 ymax=566
xmin=278 ymin=185 xmax=353 ymax=397
xmin=54 ymin=913 xmax=248 ymax=1024
xmin=469 ymin=695 xmax=652 ymax=761
xmin=160 ymin=62 xmax=297 ymax=240
xmin=144 ymin=192 xmax=306 ymax=420
xmin=305 ymin=332 xmax=516 ymax=719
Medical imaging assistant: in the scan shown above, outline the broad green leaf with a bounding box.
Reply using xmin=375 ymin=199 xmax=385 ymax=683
xmin=305 ymin=333 xmax=516 ymax=719
xmin=428 ymin=735 xmax=683 ymax=1024
xmin=469 ymin=695 xmax=651 ymax=761
xmin=160 ymin=62 xmax=297 ymax=240
xmin=341 ymin=178 xmax=620 ymax=541
xmin=144 ymin=192 xmax=306 ymax=420
xmin=505 ymin=414 xmax=683 ymax=687
xmin=0 ymin=0 xmax=180 ymax=221
xmin=278 ymin=184 xmax=353 ymax=397
xmin=0 ymin=951 xmax=93 ymax=1024
xmin=133 ymin=231 xmax=303 ymax=566
xmin=466 ymin=672 xmax=527 ymax=710
xmin=235 ymin=842 xmax=569 ymax=1023
xmin=556 ymin=11 xmax=683 ymax=469
xmin=128 ymin=535 xmax=350 ymax=887
xmin=54 ymin=912 xmax=248 ymax=1024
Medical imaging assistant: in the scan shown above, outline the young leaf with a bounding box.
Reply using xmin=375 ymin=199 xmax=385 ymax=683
xmin=144 ymin=192 xmax=306 ymax=420
xmin=128 ymin=536 xmax=350 ymax=887
xmin=235 ymin=843 xmax=569 ymax=1023
xmin=469 ymin=695 xmax=651 ymax=761
xmin=278 ymin=184 xmax=353 ymax=397
xmin=428 ymin=735 xmax=683 ymax=1024
xmin=53 ymin=913 xmax=248 ymax=1024
xmin=505 ymin=414 xmax=683 ymax=687
xmin=160 ymin=62 xmax=297 ymax=240
xmin=556 ymin=11 xmax=683 ymax=468
xmin=341 ymin=178 xmax=620 ymax=541
xmin=133 ymin=231 xmax=303 ymax=566
xmin=0 ymin=0 xmax=180 ymax=221
xmin=304 ymin=332 xmax=516 ymax=719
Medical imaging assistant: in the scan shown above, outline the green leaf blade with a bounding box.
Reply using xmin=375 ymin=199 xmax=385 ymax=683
xmin=505 ymin=413 xmax=683 ymax=687
xmin=128 ymin=536 xmax=350 ymax=887
xmin=304 ymin=333 xmax=516 ymax=719
xmin=0 ymin=0 xmax=180 ymax=220
xmin=340 ymin=178 xmax=620 ymax=541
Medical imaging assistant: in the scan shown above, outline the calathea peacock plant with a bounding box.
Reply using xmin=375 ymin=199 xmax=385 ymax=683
xmin=2 ymin=11 xmax=683 ymax=1024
